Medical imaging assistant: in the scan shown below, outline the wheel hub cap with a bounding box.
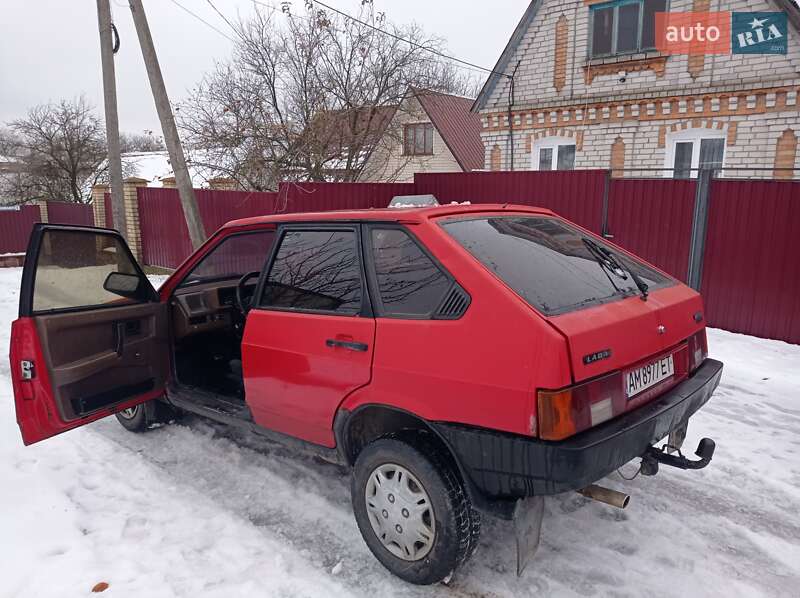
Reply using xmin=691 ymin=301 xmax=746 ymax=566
xmin=119 ymin=406 xmax=139 ymax=419
xmin=365 ymin=463 xmax=435 ymax=561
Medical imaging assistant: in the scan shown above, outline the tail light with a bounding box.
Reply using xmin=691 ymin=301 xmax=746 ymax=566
xmin=537 ymin=372 xmax=624 ymax=441
xmin=688 ymin=329 xmax=708 ymax=372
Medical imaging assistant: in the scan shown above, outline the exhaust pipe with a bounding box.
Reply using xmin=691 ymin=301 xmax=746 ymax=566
xmin=577 ymin=484 xmax=631 ymax=509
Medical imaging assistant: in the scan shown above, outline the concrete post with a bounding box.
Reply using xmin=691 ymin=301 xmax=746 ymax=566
xmin=123 ymin=177 xmax=148 ymax=260
xmin=91 ymin=184 xmax=109 ymax=227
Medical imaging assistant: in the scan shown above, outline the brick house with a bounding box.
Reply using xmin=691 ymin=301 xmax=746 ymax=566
xmin=474 ymin=0 xmax=800 ymax=178
xmin=359 ymin=88 xmax=484 ymax=182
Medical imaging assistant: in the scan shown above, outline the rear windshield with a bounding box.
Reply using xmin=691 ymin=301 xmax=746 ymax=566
xmin=441 ymin=215 xmax=673 ymax=316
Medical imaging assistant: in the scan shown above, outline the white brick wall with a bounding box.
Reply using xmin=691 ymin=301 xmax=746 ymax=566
xmin=479 ymin=0 xmax=800 ymax=177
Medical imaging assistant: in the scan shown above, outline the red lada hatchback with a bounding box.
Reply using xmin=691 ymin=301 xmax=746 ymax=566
xmin=9 ymin=204 xmax=722 ymax=584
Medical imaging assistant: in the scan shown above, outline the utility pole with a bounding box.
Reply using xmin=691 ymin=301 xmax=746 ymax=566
xmin=128 ymin=0 xmax=206 ymax=248
xmin=96 ymin=0 xmax=127 ymax=239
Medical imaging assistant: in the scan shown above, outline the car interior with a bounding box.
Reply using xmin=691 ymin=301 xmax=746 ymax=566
xmin=166 ymin=230 xmax=275 ymax=417
xmin=171 ymin=280 xmax=249 ymax=399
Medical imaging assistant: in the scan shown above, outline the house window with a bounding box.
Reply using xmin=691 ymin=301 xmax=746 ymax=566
xmin=403 ymin=123 xmax=434 ymax=156
xmin=665 ymin=130 xmax=726 ymax=179
xmin=532 ymin=137 xmax=576 ymax=171
xmin=589 ymin=0 xmax=668 ymax=58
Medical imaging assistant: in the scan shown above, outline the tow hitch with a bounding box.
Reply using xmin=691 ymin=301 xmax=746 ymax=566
xmin=640 ymin=437 xmax=716 ymax=476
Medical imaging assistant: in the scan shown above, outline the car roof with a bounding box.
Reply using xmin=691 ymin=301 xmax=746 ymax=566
xmin=223 ymin=203 xmax=557 ymax=229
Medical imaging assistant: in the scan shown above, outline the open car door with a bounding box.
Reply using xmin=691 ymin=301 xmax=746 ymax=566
xmin=9 ymin=224 xmax=169 ymax=445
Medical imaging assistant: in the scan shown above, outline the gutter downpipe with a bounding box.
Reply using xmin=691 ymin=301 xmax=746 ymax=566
xmin=508 ymin=61 xmax=521 ymax=171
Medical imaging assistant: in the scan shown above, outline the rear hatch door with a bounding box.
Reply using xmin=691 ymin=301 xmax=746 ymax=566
xmin=551 ymin=283 xmax=704 ymax=384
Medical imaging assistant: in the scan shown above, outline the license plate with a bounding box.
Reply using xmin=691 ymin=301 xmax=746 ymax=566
xmin=625 ymin=354 xmax=674 ymax=398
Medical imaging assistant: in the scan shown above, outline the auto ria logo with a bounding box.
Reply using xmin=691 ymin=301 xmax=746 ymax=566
xmin=655 ymin=11 xmax=788 ymax=55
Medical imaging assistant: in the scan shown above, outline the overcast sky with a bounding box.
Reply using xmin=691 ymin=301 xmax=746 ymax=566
xmin=0 ymin=0 xmax=525 ymax=134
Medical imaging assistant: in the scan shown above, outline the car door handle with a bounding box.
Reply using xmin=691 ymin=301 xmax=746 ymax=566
xmin=114 ymin=322 xmax=126 ymax=357
xmin=325 ymin=339 xmax=369 ymax=352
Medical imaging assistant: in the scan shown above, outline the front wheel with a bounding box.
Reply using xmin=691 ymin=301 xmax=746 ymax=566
xmin=351 ymin=436 xmax=480 ymax=585
xmin=114 ymin=400 xmax=176 ymax=432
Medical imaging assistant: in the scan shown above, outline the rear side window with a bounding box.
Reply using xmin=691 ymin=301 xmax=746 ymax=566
xmin=31 ymin=229 xmax=147 ymax=313
xmin=370 ymin=228 xmax=450 ymax=317
xmin=261 ymin=229 xmax=362 ymax=314
xmin=182 ymin=231 xmax=275 ymax=286
xmin=441 ymin=216 xmax=672 ymax=316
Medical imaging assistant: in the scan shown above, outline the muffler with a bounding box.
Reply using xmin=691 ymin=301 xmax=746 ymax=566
xmin=577 ymin=484 xmax=630 ymax=509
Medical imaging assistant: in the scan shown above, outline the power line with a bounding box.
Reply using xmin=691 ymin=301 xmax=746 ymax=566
xmin=301 ymin=0 xmax=510 ymax=78
xmin=205 ymin=0 xmax=243 ymax=39
xmin=250 ymin=0 xmax=508 ymax=78
xmin=168 ymin=0 xmax=237 ymax=43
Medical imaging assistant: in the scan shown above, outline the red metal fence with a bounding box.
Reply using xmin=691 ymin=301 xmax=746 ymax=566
xmin=701 ymin=179 xmax=800 ymax=343
xmin=138 ymin=188 xmax=279 ymax=269
xmin=138 ymin=182 xmax=414 ymax=268
xmin=0 ymin=202 xmax=94 ymax=256
xmin=104 ymin=194 xmax=114 ymax=230
xmin=46 ymin=201 xmax=94 ymax=226
xmin=277 ymin=181 xmax=415 ymax=213
xmin=0 ymin=205 xmax=41 ymax=254
xmin=415 ymin=170 xmax=606 ymax=232
xmin=606 ymin=178 xmax=696 ymax=282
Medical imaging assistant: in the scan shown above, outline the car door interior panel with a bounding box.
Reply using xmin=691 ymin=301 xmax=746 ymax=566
xmin=35 ymin=302 xmax=169 ymax=420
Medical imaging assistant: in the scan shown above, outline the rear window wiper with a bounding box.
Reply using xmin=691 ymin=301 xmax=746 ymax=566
xmin=582 ymin=237 xmax=649 ymax=301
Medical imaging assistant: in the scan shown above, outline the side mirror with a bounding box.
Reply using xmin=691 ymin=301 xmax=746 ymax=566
xmin=103 ymin=271 xmax=145 ymax=300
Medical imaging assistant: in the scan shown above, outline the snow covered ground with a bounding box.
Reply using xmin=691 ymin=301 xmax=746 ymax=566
xmin=1 ymin=266 xmax=799 ymax=598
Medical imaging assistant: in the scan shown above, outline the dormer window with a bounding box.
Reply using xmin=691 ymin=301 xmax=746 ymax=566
xmin=589 ymin=0 xmax=668 ymax=58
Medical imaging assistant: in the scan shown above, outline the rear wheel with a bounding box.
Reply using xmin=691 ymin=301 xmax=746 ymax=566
xmin=351 ymin=435 xmax=480 ymax=585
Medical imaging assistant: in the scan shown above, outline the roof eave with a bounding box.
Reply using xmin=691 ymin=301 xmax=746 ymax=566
xmin=472 ymin=0 xmax=543 ymax=113
xmin=415 ymin=93 xmax=469 ymax=172
xmin=774 ymin=0 xmax=800 ymax=32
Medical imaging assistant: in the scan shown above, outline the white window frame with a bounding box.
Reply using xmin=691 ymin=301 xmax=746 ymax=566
xmin=664 ymin=128 xmax=727 ymax=178
xmin=531 ymin=137 xmax=577 ymax=171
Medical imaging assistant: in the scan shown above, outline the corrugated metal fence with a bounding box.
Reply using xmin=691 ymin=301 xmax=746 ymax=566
xmin=606 ymin=178 xmax=696 ymax=282
xmin=138 ymin=182 xmax=414 ymax=268
xmin=701 ymin=179 xmax=800 ymax=342
xmin=139 ymin=189 xmax=278 ymax=269
xmin=0 ymin=202 xmax=94 ymax=255
xmin=415 ymin=170 xmax=606 ymax=233
xmin=46 ymin=201 xmax=94 ymax=226
xmin=0 ymin=205 xmax=41 ymax=254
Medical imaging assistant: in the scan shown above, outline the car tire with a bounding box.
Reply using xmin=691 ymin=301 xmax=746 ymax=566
xmin=351 ymin=434 xmax=480 ymax=585
xmin=114 ymin=400 xmax=176 ymax=432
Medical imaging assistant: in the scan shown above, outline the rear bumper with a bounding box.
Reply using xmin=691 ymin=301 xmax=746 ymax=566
xmin=434 ymin=358 xmax=723 ymax=498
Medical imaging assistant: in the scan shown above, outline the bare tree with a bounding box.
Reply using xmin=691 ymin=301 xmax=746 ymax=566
xmin=177 ymin=1 xmax=477 ymax=190
xmin=3 ymin=97 xmax=108 ymax=203
xmin=120 ymin=131 xmax=166 ymax=153
xmin=0 ymin=128 xmax=20 ymax=156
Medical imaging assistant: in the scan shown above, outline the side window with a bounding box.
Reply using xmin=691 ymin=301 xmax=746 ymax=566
xmin=262 ymin=229 xmax=362 ymax=314
xmin=181 ymin=231 xmax=275 ymax=286
xmin=370 ymin=228 xmax=451 ymax=317
xmin=31 ymin=229 xmax=149 ymax=313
